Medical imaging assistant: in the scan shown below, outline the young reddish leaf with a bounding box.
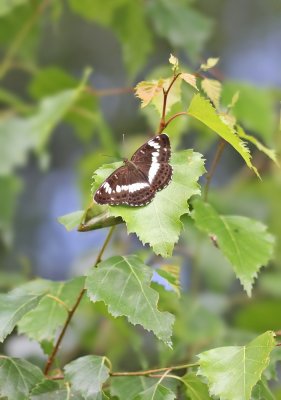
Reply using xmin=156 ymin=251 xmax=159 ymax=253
xmin=181 ymin=73 xmax=198 ymax=90
xmin=135 ymin=80 xmax=165 ymax=108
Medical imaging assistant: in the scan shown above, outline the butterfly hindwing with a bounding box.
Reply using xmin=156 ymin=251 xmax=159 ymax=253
xmin=94 ymin=133 xmax=172 ymax=207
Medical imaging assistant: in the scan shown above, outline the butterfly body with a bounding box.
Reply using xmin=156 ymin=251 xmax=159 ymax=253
xmin=94 ymin=133 xmax=172 ymax=207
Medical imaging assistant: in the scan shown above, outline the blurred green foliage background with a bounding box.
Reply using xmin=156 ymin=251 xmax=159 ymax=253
xmin=0 ymin=0 xmax=281 ymax=396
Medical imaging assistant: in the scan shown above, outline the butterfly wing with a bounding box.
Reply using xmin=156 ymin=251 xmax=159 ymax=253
xmin=131 ymin=133 xmax=172 ymax=191
xmin=94 ymin=164 xmax=155 ymax=206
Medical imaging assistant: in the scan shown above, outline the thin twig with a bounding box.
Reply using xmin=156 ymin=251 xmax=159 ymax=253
xmin=44 ymin=226 xmax=116 ymax=375
xmin=0 ymin=0 xmax=50 ymax=80
xmin=164 ymin=111 xmax=189 ymax=130
xmin=110 ymin=362 xmax=198 ymax=377
xmin=85 ymin=86 xmax=134 ymax=97
xmin=158 ymin=73 xmax=181 ymax=133
xmin=204 ymin=139 xmax=226 ymax=201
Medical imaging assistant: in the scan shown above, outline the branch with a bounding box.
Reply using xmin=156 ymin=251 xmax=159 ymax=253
xmin=110 ymin=362 xmax=198 ymax=377
xmin=85 ymin=86 xmax=134 ymax=97
xmin=204 ymin=139 xmax=226 ymax=201
xmin=158 ymin=73 xmax=181 ymax=133
xmin=44 ymin=226 xmax=116 ymax=375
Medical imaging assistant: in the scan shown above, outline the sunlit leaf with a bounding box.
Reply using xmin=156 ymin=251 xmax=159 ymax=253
xmin=18 ymin=277 xmax=85 ymax=342
xmin=64 ymin=355 xmax=110 ymax=398
xmin=0 ymin=288 xmax=45 ymax=342
xmin=169 ymin=54 xmax=179 ymax=74
xmin=181 ymin=73 xmax=198 ymax=91
xmin=58 ymin=210 xmax=84 ymax=231
xmin=91 ymin=150 xmax=205 ymax=257
xmin=192 ymin=199 xmax=275 ymax=296
xmin=188 ymin=94 xmax=259 ymax=177
xmin=0 ymin=356 xmax=44 ymax=400
xmin=200 ymin=57 xmax=219 ymax=71
xmin=237 ymin=125 xmax=279 ymax=166
xmin=201 ymin=78 xmax=221 ymax=108
xmin=197 ymin=331 xmax=276 ymax=400
xmin=182 ymin=373 xmax=212 ymax=400
xmin=86 ymin=255 xmax=175 ymax=346
xmin=135 ymin=79 xmax=165 ymax=108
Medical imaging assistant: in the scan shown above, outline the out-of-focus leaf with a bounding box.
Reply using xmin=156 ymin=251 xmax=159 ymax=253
xmin=252 ymin=378 xmax=275 ymax=400
xmin=147 ymin=0 xmax=213 ymax=61
xmin=0 ymin=356 xmax=44 ymax=400
xmin=134 ymin=382 xmax=176 ymax=400
xmin=192 ymin=199 xmax=275 ymax=296
xmin=0 ymin=175 xmax=21 ymax=245
xmin=156 ymin=264 xmax=181 ymax=296
xmin=200 ymin=57 xmax=219 ymax=71
xmin=201 ymin=78 xmax=221 ymax=108
xmin=259 ymin=272 xmax=281 ymax=298
xmin=86 ymin=255 xmax=175 ymax=346
xmin=68 ymin=0 xmax=152 ymax=76
xmin=0 ymin=289 xmax=45 ymax=342
xmin=0 ymin=0 xmax=27 ymax=16
xmin=182 ymin=373 xmax=212 ymax=400
xmin=64 ymin=355 xmax=110 ymax=398
xmin=0 ymin=71 xmax=90 ymax=175
xmin=188 ymin=94 xmax=259 ymax=177
xmin=234 ymin=300 xmax=281 ymax=333
xmin=58 ymin=210 xmax=84 ymax=231
xmin=18 ymin=277 xmax=85 ymax=342
xmin=197 ymin=331 xmax=276 ymax=400
xmin=221 ymin=81 xmax=276 ymax=142
xmin=91 ymin=150 xmax=205 ymax=257
xmin=169 ymin=54 xmax=179 ymax=74
xmin=110 ymin=377 xmax=156 ymax=400
xmin=237 ymin=125 xmax=279 ymax=166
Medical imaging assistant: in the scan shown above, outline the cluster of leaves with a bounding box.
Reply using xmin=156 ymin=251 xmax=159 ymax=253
xmin=0 ymin=1 xmax=280 ymax=399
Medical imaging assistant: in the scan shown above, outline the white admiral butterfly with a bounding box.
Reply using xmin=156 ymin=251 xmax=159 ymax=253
xmin=94 ymin=133 xmax=173 ymax=207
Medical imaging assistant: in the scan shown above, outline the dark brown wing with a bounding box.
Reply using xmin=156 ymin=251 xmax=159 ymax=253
xmin=94 ymin=164 xmax=155 ymax=206
xmin=131 ymin=133 xmax=172 ymax=190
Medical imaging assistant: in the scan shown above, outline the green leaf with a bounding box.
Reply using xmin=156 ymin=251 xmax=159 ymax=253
xmin=92 ymin=150 xmax=205 ymax=257
xmin=221 ymin=81 xmax=276 ymax=141
xmin=58 ymin=210 xmax=84 ymax=231
xmin=110 ymin=377 xmax=156 ymax=400
xmin=0 ymin=71 xmax=90 ymax=175
xmin=188 ymin=94 xmax=259 ymax=177
xmin=134 ymin=383 xmax=176 ymax=400
xmin=0 ymin=0 xmax=27 ymax=17
xmin=0 ymin=356 xmax=44 ymax=400
xmin=0 ymin=288 xmax=45 ymax=342
xmin=192 ymin=199 xmax=275 ymax=296
xmin=237 ymin=125 xmax=279 ymax=166
xmin=197 ymin=331 xmax=276 ymax=400
xmin=182 ymin=373 xmax=212 ymax=400
xmin=251 ymin=378 xmax=275 ymax=400
xmin=64 ymin=355 xmax=110 ymax=399
xmin=201 ymin=78 xmax=222 ymax=109
xmin=68 ymin=0 xmax=152 ymax=76
xmin=18 ymin=277 xmax=85 ymax=342
xmin=0 ymin=175 xmax=21 ymax=245
xmin=147 ymin=0 xmax=213 ymax=61
xmin=30 ymin=379 xmax=85 ymax=400
xmin=86 ymin=255 xmax=175 ymax=346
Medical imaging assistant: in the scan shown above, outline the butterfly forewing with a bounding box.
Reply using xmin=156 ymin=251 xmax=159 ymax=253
xmin=94 ymin=133 xmax=172 ymax=207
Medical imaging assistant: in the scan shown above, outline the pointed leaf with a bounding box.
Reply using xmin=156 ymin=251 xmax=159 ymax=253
xmin=192 ymin=199 xmax=275 ymax=296
xmin=111 ymin=377 xmax=156 ymax=400
xmin=169 ymin=54 xmax=179 ymax=74
xmin=201 ymin=78 xmax=221 ymax=108
xmin=181 ymin=373 xmax=212 ymax=400
xmin=181 ymin=73 xmax=198 ymax=91
xmin=0 ymin=288 xmax=45 ymax=342
xmin=18 ymin=277 xmax=85 ymax=342
xmin=92 ymin=150 xmax=205 ymax=257
xmin=86 ymin=255 xmax=175 ymax=346
xmin=134 ymin=383 xmax=176 ymax=400
xmin=58 ymin=210 xmax=84 ymax=231
xmin=200 ymin=58 xmax=219 ymax=71
xmin=197 ymin=331 xmax=276 ymax=400
xmin=64 ymin=355 xmax=110 ymax=399
xmin=135 ymin=79 xmax=165 ymax=109
xmin=0 ymin=356 xmax=44 ymax=400
xmin=188 ymin=94 xmax=259 ymax=177
xmin=237 ymin=125 xmax=279 ymax=166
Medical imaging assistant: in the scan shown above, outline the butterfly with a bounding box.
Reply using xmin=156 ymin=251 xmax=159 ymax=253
xmin=94 ymin=133 xmax=173 ymax=207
